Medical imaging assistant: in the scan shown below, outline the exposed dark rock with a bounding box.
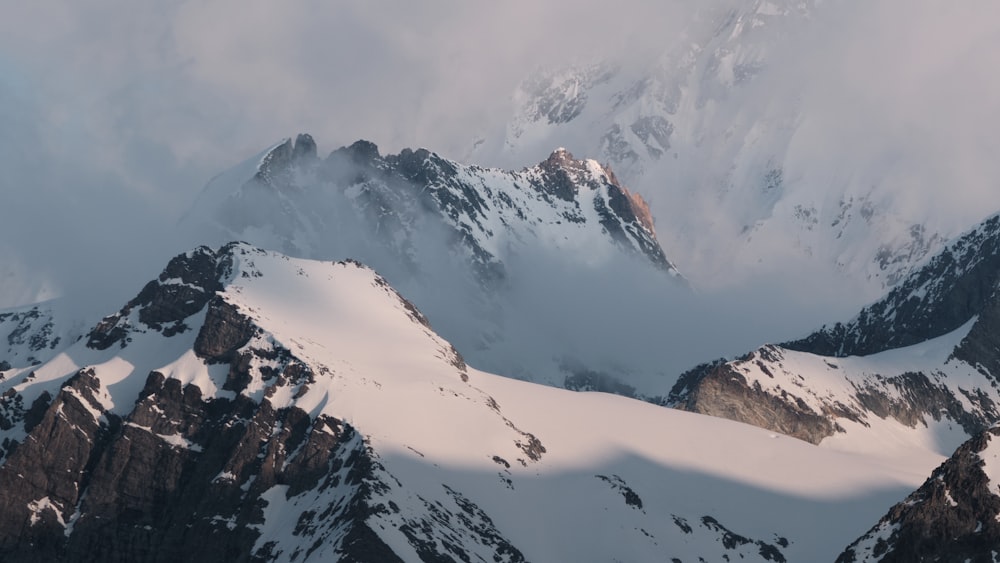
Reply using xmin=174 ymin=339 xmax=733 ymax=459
xmin=670 ymin=362 xmax=839 ymax=445
xmin=194 ymin=298 xmax=257 ymax=364
xmin=851 ymin=372 xmax=994 ymax=437
xmin=564 ymin=367 xmax=638 ymax=398
xmin=292 ymin=133 xmax=318 ymax=162
xmin=787 ymin=214 xmax=1000 ymax=357
xmin=700 ymin=516 xmax=787 ymax=562
xmin=952 ymin=293 xmax=1000 ymax=382
xmin=596 ymin=474 xmax=644 ymax=509
xmin=88 ymin=245 xmax=236 ymax=350
xmin=838 ymin=427 xmax=1000 ymax=562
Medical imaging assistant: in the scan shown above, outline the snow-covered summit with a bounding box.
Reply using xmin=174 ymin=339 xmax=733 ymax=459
xmin=186 ymin=134 xmax=679 ymax=280
xmin=179 ymin=135 xmax=688 ymax=392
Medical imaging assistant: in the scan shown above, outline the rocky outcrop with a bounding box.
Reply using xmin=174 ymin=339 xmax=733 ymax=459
xmin=88 ymin=245 xmax=236 ymax=350
xmin=838 ymin=427 xmax=1000 ymax=562
xmin=668 ymin=360 xmax=841 ymax=444
xmin=787 ymin=214 xmax=1000 ymax=357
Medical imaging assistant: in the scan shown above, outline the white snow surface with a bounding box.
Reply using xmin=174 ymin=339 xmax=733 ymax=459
xmin=712 ymin=319 xmax=995 ymax=460
xmin=0 ymin=245 xmax=959 ymax=560
xmin=980 ymin=432 xmax=1000 ymax=500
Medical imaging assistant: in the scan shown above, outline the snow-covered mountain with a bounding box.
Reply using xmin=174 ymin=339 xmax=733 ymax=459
xmin=669 ymin=209 xmax=1000 ymax=461
xmin=178 ymin=134 xmax=697 ymax=392
xmin=471 ymin=0 xmax=996 ymax=301
xmin=0 ymin=243 xmax=949 ymax=561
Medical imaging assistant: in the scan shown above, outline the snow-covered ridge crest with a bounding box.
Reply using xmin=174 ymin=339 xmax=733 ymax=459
xmin=669 ymin=209 xmax=1000 ymax=453
xmin=787 ymin=212 xmax=1000 ymax=358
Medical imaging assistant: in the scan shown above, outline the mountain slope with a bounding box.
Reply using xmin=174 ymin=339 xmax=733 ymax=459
xmin=179 ymin=135 xmax=693 ymax=393
xmin=0 ymin=243 xmax=941 ymax=561
xmin=838 ymin=426 xmax=1000 ymax=562
xmin=0 ymin=300 xmax=90 ymax=370
xmin=668 ymin=210 xmax=1000 ymax=454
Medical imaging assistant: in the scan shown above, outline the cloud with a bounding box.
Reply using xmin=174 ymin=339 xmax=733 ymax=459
xmin=1 ymin=0 xmax=999 ymax=380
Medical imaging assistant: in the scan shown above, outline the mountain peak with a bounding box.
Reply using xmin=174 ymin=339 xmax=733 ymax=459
xmin=341 ymin=138 xmax=381 ymax=162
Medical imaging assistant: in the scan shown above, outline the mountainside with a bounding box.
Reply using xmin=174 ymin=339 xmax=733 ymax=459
xmin=471 ymin=0 xmax=991 ymax=299
xmin=838 ymin=426 xmax=1000 ymax=562
xmin=185 ymin=134 xmax=678 ymax=282
xmin=668 ymin=210 xmax=1000 ymax=452
xmin=179 ymin=134 xmax=695 ymax=393
xmin=0 ymin=243 xmax=944 ymax=562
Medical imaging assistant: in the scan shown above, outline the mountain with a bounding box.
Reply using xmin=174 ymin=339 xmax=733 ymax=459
xmin=838 ymin=426 xmax=1000 ymax=562
xmin=471 ymin=0 xmax=991 ymax=300
xmin=179 ymin=134 xmax=695 ymax=393
xmin=184 ymin=134 xmax=678 ymax=282
xmin=0 ymin=243 xmax=943 ymax=561
xmin=668 ymin=210 xmax=1000 ymax=453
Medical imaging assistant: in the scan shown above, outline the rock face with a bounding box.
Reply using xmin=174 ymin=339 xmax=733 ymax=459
xmin=838 ymin=427 xmax=1000 ymax=562
xmin=668 ymin=357 xmax=841 ymax=445
xmin=668 ymin=212 xmax=1000 ymax=446
xmin=787 ymin=213 xmax=1000 ymax=358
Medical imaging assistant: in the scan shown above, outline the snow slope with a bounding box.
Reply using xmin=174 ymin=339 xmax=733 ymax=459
xmin=0 ymin=244 xmax=950 ymax=561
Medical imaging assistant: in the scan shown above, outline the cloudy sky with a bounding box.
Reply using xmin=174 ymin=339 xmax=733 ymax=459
xmin=2 ymin=0 xmax=1000 ymax=323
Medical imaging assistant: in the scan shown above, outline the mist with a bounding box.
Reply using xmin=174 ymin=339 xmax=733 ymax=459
xmin=2 ymin=0 xmax=999 ymax=378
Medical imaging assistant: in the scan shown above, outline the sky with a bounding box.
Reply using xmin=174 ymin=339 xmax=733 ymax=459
xmin=3 ymin=0 xmax=1000 ymax=331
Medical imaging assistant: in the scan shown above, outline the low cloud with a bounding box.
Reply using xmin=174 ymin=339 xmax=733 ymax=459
xmin=1 ymin=1 xmax=998 ymax=377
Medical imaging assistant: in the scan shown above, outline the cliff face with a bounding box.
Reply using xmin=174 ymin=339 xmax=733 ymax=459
xmin=838 ymin=427 xmax=1000 ymax=563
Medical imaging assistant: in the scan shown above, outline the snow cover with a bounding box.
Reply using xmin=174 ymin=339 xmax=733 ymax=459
xmin=717 ymin=319 xmax=991 ymax=459
xmin=0 ymin=246 xmax=960 ymax=561
xmin=979 ymin=433 xmax=1000 ymax=500
xmin=210 ymin=247 xmax=945 ymax=561
xmin=0 ymin=244 xmax=955 ymax=560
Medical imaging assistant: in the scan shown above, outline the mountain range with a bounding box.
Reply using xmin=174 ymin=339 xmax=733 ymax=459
xmin=5 ymin=2 xmax=1000 ymax=557
xmin=469 ymin=0 xmax=992 ymax=304
xmin=4 ymin=126 xmax=1000 ymax=559
xmin=0 ymin=241 xmax=973 ymax=562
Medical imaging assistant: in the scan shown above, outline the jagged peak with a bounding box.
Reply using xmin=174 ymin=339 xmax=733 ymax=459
xmin=254 ymin=133 xmax=319 ymax=185
xmin=338 ymin=139 xmax=381 ymax=162
xmin=292 ymin=133 xmax=317 ymax=161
